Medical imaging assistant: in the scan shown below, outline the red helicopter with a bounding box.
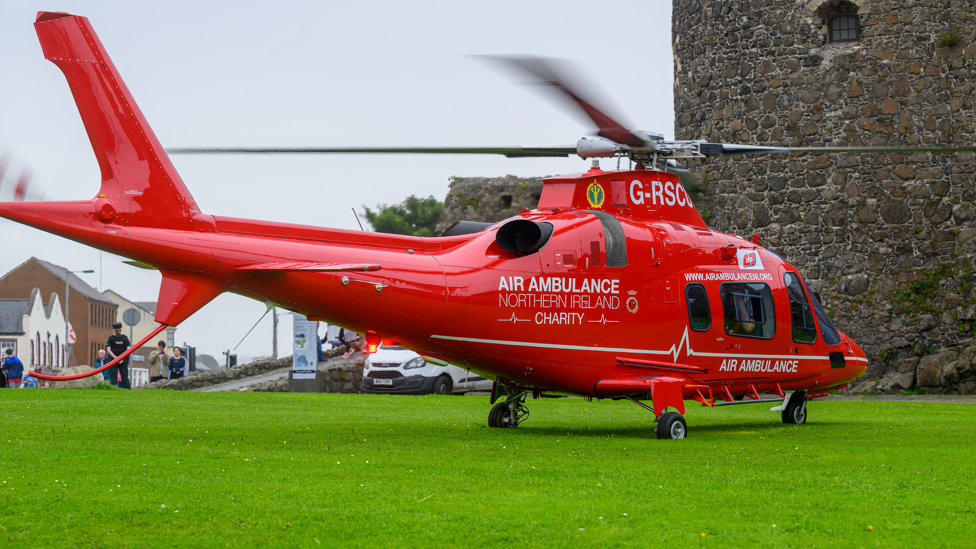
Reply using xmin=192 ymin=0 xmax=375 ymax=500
xmin=6 ymin=12 xmax=974 ymax=438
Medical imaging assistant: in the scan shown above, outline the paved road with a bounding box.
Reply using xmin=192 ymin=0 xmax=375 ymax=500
xmin=193 ymin=367 xmax=290 ymax=392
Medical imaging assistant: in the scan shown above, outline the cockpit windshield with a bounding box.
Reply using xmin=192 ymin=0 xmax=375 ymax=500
xmin=802 ymin=275 xmax=842 ymax=345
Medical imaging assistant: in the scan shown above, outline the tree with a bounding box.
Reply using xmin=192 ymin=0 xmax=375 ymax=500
xmin=362 ymin=195 xmax=444 ymax=237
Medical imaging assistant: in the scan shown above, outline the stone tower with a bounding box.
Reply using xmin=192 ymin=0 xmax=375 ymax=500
xmin=672 ymin=0 xmax=976 ymax=393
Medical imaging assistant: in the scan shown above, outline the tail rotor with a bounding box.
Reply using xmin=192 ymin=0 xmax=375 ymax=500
xmin=0 ymin=148 xmax=45 ymax=203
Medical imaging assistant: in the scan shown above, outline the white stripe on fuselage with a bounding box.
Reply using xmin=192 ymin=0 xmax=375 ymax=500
xmin=430 ymin=326 xmax=837 ymax=362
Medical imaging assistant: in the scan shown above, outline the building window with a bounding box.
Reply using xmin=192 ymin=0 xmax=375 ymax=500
xmin=55 ymin=335 xmax=60 ymax=367
xmin=0 ymin=340 xmax=15 ymax=358
xmin=31 ymin=341 xmax=35 ymax=365
xmin=828 ymin=12 xmax=859 ymax=43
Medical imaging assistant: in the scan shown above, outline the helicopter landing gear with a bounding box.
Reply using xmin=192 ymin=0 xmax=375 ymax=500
xmin=488 ymin=389 xmax=529 ymax=428
xmin=655 ymin=411 xmax=687 ymax=439
xmin=781 ymin=391 xmax=807 ymax=425
xmin=621 ymin=395 xmax=688 ymax=440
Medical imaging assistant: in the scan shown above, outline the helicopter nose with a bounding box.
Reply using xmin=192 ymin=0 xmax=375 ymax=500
xmin=844 ymin=335 xmax=869 ymax=378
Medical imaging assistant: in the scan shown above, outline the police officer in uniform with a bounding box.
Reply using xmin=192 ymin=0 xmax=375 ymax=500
xmin=106 ymin=322 xmax=132 ymax=389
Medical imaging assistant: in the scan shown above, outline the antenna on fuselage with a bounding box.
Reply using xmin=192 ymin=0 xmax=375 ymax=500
xmin=352 ymin=208 xmax=365 ymax=231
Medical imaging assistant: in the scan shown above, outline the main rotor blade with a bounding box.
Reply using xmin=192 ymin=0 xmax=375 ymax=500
xmin=699 ymin=143 xmax=976 ymax=157
xmin=788 ymin=145 xmax=976 ymax=154
xmin=165 ymin=146 xmax=577 ymax=158
xmin=482 ymin=56 xmax=646 ymax=148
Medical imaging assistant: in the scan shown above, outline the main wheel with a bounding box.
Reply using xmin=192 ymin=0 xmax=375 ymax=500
xmin=782 ymin=393 xmax=807 ymax=424
xmin=655 ymin=411 xmax=687 ymax=439
xmin=488 ymin=401 xmax=515 ymax=428
xmin=431 ymin=376 xmax=452 ymax=395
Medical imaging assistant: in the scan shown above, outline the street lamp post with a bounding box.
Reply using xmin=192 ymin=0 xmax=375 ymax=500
xmin=64 ymin=268 xmax=95 ymax=367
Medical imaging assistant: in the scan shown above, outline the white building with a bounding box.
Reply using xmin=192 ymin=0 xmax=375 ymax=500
xmin=0 ymin=288 xmax=67 ymax=368
xmin=102 ymin=290 xmax=177 ymax=349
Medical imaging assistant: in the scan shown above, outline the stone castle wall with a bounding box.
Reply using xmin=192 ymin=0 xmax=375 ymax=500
xmin=435 ymin=175 xmax=543 ymax=235
xmin=672 ymin=0 xmax=976 ymax=393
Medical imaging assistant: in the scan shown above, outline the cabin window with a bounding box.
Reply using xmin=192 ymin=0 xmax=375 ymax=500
xmin=784 ymin=272 xmax=817 ymax=344
xmin=720 ymin=283 xmax=776 ymax=339
xmin=587 ymin=210 xmax=627 ymax=267
xmin=828 ymin=12 xmax=859 ymax=43
xmin=685 ymin=283 xmax=711 ymax=331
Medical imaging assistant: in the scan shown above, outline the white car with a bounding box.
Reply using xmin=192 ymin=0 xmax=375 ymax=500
xmin=362 ymin=345 xmax=493 ymax=395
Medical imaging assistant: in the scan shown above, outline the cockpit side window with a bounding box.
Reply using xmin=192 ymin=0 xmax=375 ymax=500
xmin=586 ymin=210 xmax=627 ymax=267
xmin=720 ymin=282 xmax=776 ymax=339
xmin=685 ymin=283 xmax=710 ymax=332
xmin=784 ymin=272 xmax=817 ymax=344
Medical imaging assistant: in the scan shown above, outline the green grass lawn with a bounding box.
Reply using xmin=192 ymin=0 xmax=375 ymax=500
xmin=1 ymin=389 xmax=974 ymax=548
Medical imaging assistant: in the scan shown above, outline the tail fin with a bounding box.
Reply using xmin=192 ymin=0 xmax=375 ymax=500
xmin=34 ymin=12 xmax=204 ymax=230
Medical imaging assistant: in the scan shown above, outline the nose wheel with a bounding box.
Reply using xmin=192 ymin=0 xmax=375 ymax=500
xmin=781 ymin=391 xmax=807 ymax=424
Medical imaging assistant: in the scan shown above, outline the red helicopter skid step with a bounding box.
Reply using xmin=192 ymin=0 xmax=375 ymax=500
xmin=593 ymin=376 xmax=685 ymax=416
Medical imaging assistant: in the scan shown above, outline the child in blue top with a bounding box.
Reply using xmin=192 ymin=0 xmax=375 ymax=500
xmin=168 ymin=347 xmax=187 ymax=380
xmin=3 ymin=348 xmax=25 ymax=388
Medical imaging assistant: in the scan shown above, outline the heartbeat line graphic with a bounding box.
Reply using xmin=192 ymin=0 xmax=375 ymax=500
xmin=665 ymin=327 xmax=696 ymax=361
xmin=498 ymin=313 xmax=530 ymax=323
xmin=587 ymin=314 xmax=619 ymax=325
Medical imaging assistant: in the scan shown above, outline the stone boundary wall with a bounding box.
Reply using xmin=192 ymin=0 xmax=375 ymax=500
xmin=142 ymin=348 xmax=343 ymax=391
xmin=242 ymin=356 xmax=366 ymax=393
xmin=672 ymin=0 xmax=976 ymax=393
xmin=140 ymin=348 xmax=372 ymax=393
xmin=319 ymin=357 xmax=366 ymax=393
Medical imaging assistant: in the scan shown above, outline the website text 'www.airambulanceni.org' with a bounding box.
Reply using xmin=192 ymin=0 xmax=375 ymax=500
xmin=497 ymin=276 xmax=620 ymax=325
xmin=683 ymin=272 xmax=773 ymax=282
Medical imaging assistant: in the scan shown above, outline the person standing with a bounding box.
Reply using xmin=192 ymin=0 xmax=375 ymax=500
xmin=147 ymin=341 xmax=168 ymax=383
xmin=2 ymin=348 xmax=24 ymax=388
xmin=339 ymin=328 xmax=359 ymax=359
xmin=95 ymin=349 xmax=111 ymax=385
xmin=106 ymin=322 xmax=132 ymax=389
xmin=168 ymin=347 xmax=186 ymax=380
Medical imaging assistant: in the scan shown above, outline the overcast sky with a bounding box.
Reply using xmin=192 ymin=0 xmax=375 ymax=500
xmin=0 ymin=0 xmax=675 ymax=362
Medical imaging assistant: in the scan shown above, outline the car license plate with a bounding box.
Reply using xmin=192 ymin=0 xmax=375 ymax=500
xmin=374 ymin=379 xmax=393 ymax=385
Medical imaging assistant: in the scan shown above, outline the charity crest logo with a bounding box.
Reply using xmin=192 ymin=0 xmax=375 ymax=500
xmin=586 ymin=180 xmax=605 ymax=208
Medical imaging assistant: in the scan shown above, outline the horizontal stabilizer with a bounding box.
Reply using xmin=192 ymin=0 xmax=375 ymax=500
xmin=239 ymin=262 xmax=381 ymax=272
xmin=155 ymin=270 xmax=234 ymax=326
xmin=123 ymin=260 xmax=157 ymax=270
